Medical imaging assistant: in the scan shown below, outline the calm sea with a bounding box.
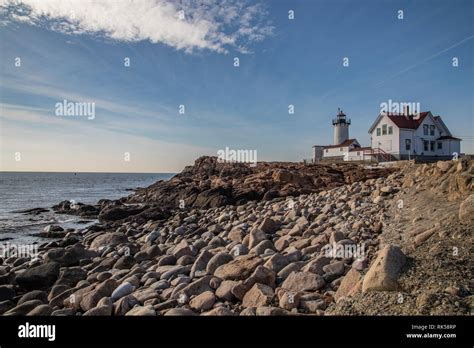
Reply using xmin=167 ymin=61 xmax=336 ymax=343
xmin=0 ymin=172 xmax=174 ymax=244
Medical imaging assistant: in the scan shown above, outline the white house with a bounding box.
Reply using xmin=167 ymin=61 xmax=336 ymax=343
xmin=368 ymin=110 xmax=461 ymax=160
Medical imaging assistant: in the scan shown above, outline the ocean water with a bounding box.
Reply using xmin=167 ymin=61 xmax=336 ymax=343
xmin=0 ymin=172 xmax=174 ymax=244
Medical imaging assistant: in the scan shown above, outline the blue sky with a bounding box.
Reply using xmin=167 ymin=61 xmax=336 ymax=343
xmin=0 ymin=0 xmax=473 ymax=172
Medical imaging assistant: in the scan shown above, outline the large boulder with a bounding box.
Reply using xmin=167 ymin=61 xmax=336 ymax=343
xmin=362 ymin=245 xmax=406 ymax=292
xmin=15 ymin=262 xmax=60 ymax=290
xmin=90 ymin=232 xmax=128 ymax=250
xmin=459 ymin=194 xmax=474 ymax=224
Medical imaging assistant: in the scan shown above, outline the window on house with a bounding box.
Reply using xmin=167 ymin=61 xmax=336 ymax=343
xmin=388 ymin=126 xmax=393 ymax=135
xmin=423 ymin=125 xmax=429 ymax=135
xmin=325 ymin=149 xmax=328 ymax=153
xmin=340 ymin=147 xmax=343 ymax=152
xmin=405 ymin=139 xmax=411 ymax=151
xmin=423 ymin=140 xmax=429 ymax=151
xmin=357 ymin=152 xmax=360 ymax=156
xmin=376 ymin=128 xmax=381 ymax=136
xmin=382 ymin=124 xmax=387 ymax=135
xmin=430 ymin=125 xmax=435 ymax=136
xmin=430 ymin=141 xmax=435 ymax=151
xmin=437 ymin=142 xmax=442 ymax=149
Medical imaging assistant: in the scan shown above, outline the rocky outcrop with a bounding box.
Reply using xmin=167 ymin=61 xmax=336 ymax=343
xmin=1 ymin=158 xmax=472 ymax=316
xmin=126 ymin=156 xmax=394 ymax=209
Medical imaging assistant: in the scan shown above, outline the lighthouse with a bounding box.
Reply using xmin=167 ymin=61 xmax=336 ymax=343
xmin=332 ymin=108 xmax=351 ymax=145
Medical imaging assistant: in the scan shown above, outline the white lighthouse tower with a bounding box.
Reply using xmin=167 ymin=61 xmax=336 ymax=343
xmin=332 ymin=108 xmax=351 ymax=145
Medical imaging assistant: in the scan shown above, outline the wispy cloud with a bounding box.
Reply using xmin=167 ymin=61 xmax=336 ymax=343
xmin=0 ymin=0 xmax=273 ymax=53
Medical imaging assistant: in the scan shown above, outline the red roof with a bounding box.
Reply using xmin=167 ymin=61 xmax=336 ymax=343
xmin=323 ymin=139 xmax=358 ymax=149
xmin=437 ymin=135 xmax=461 ymax=141
xmin=386 ymin=112 xmax=429 ymax=129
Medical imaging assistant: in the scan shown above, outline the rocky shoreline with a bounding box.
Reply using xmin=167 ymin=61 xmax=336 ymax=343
xmin=0 ymin=157 xmax=472 ymax=316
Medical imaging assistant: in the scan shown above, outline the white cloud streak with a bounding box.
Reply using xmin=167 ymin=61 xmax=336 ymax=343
xmin=0 ymin=0 xmax=273 ymax=53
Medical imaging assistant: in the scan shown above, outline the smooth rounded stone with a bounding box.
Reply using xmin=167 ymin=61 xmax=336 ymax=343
xmin=258 ymin=217 xmax=280 ymax=234
xmin=51 ymin=308 xmax=76 ymax=316
xmin=255 ymin=306 xmax=289 ymax=316
xmin=242 ymin=283 xmax=274 ymax=308
xmin=215 ymin=280 xmax=239 ymax=301
xmin=114 ymin=295 xmax=140 ymax=315
xmin=44 ymin=224 xmax=64 ymax=233
xmin=227 ymin=228 xmax=245 ymax=243
xmin=323 ymin=261 xmax=345 ymax=277
xmin=4 ymin=299 xmax=44 ymax=316
xmin=0 ymin=300 xmax=15 ymax=315
xmin=121 ymin=275 xmax=140 ymax=288
xmin=264 ymin=252 xmax=301 ymax=273
xmin=18 ymin=290 xmax=48 ymax=305
xmin=113 ymin=255 xmax=135 ymax=270
xmin=250 ymin=240 xmax=275 ymax=256
xmin=26 ymin=304 xmax=54 ymax=316
xmin=299 ymin=299 xmax=326 ymax=312
xmin=12 ymin=257 xmax=29 ymax=267
xmin=111 ymin=282 xmax=135 ymax=301
xmin=351 ymin=257 xmax=368 ymax=271
xmin=279 ymin=290 xmax=301 ymax=310
xmin=15 ymin=262 xmax=60 ymax=290
xmin=302 ymin=256 xmax=331 ymax=275
xmin=83 ymin=304 xmax=113 ymax=316
xmin=56 ymin=267 xmax=88 ymax=287
xmin=248 ymin=228 xmax=267 ymax=249
xmin=214 ymin=255 xmax=264 ymax=281
xmin=190 ymin=250 xmax=213 ymax=278
xmin=150 ymin=280 xmax=169 ymax=291
xmin=145 ymin=245 xmax=162 ymax=258
xmin=157 ymin=255 xmax=176 ymax=267
xmin=206 ymin=252 xmax=233 ymax=274
xmin=209 ymin=277 xmax=222 ymax=290
xmin=80 ymin=278 xmax=118 ymax=311
xmin=274 ymin=238 xmax=290 ymax=252
xmin=96 ymin=271 xmax=113 ymax=282
xmin=172 ymin=240 xmax=194 ymax=259
xmin=170 ymin=276 xmax=191 ymax=287
xmin=0 ymin=285 xmax=15 ymax=302
xmin=201 ymin=307 xmax=237 ymax=316
xmin=239 ymin=307 xmax=256 ymax=316
xmin=189 ymin=291 xmax=216 ymax=312
xmin=209 ymin=236 xmax=226 ymax=247
xmin=125 ymin=305 xmax=156 ymax=316
xmin=145 ymin=230 xmax=160 ymax=244
xmin=278 ymin=261 xmax=306 ymax=280
xmin=281 ymin=272 xmax=325 ymax=292
xmin=192 ymin=239 xmax=207 ymax=251
xmin=380 ymin=186 xmax=393 ymax=195
xmin=160 ymin=265 xmax=191 ymax=280
xmin=90 ymin=232 xmax=128 ymax=251
xmin=176 ymin=255 xmax=195 ymax=266
xmin=164 ymin=307 xmax=197 ymax=316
